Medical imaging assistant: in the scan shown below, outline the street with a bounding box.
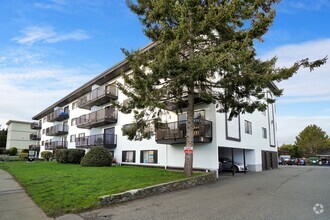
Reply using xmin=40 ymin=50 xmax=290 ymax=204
xmin=77 ymin=166 xmax=330 ymax=220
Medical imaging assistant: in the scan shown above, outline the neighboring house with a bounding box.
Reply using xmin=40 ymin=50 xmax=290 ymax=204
xmin=32 ymin=43 xmax=278 ymax=172
xmin=6 ymin=120 xmax=40 ymax=151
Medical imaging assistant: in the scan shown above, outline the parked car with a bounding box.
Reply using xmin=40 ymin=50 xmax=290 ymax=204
xmin=219 ymin=157 xmax=248 ymax=172
xmin=287 ymin=158 xmax=298 ymax=166
xmin=319 ymin=158 xmax=330 ymax=166
xmin=298 ymin=158 xmax=306 ymax=166
xmin=279 ymin=155 xmax=291 ymax=165
xmin=308 ymin=157 xmax=320 ymax=165
xmin=218 ymin=161 xmax=223 ymax=172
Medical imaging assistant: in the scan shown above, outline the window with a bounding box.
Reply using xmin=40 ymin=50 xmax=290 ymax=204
xmin=42 ymin=129 xmax=45 ymax=134
xmin=122 ymin=151 xmax=135 ymax=163
xmin=244 ymin=120 xmax=252 ymax=135
xmin=43 ymin=117 xmax=46 ymax=122
xmin=78 ymin=133 xmax=85 ymax=139
xmin=262 ymin=127 xmax=267 ymax=139
xmin=72 ymin=101 xmax=78 ymax=110
xmin=70 ymin=134 xmax=76 ymax=142
xmin=64 ymin=106 xmax=69 ymax=113
xmin=71 ymin=118 xmax=77 ymax=126
xmin=178 ymin=110 xmax=205 ymax=121
xmin=140 ymin=150 xmax=158 ymax=164
xmin=41 ymin=141 xmax=44 ymax=146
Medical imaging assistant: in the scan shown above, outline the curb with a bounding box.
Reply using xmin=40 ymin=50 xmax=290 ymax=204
xmin=98 ymin=171 xmax=217 ymax=205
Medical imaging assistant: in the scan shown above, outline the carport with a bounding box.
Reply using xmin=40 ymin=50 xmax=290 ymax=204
xmin=218 ymin=147 xmax=252 ymax=176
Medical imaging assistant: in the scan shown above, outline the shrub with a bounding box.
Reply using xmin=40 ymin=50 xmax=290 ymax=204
xmin=21 ymin=149 xmax=29 ymax=153
xmin=6 ymin=147 xmax=18 ymax=156
xmin=41 ymin=151 xmax=53 ymax=161
xmin=19 ymin=153 xmax=28 ymax=160
xmin=81 ymin=147 xmax=112 ymax=167
xmin=0 ymin=148 xmax=5 ymax=154
xmin=56 ymin=149 xmax=85 ymax=164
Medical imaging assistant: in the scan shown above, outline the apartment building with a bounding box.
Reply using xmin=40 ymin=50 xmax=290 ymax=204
xmin=32 ymin=43 xmax=278 ymax=172
xmin=6 ymin=120 xmax=40 ymax=151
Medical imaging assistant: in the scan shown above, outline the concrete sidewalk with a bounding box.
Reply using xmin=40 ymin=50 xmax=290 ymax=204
xmin=0 ymin=169 xmax=51 ymax=220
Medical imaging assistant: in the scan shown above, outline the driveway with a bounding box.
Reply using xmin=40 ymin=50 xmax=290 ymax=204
xmin=75 ymin=166 xmax=329 ymax=220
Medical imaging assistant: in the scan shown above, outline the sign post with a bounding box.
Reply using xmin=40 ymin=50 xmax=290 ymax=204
xmin=184 ymin=146 xmax=193 ymax=154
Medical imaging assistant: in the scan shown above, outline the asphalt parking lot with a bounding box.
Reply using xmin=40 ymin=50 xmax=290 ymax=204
xmin=75 ymin=166 xmax=329 ymax=220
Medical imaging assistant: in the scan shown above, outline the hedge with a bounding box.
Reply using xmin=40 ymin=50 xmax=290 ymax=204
xmin=41 ymin=151 xmax=53 ymax=161
xmin=56 ymin=149 xmax=85 ymax=164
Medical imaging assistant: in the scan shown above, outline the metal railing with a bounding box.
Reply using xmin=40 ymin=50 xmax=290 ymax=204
xmin=45 ymin=141 xmax=68 ymax=150
xmin=30 ymin=122 xmax=42 ymax=129
xmin=77 ymin=85 xmax=118 ymax=108
xmin=76 ymin=108 xmax=117 ymax=127
xmin=76 ymin=134 xmax=117 ymax=148
xmin=155 ymin=119 xmax=212 ymax=141
xmin=47 ymin=108 xmax=69 ymax=122
xmin=46 ymin=124 xmax=69 ymax=136
xmin=30 ymin=132 xmax=41 ymax=140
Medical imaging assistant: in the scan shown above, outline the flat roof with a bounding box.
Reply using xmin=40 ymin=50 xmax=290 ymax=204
xmin=6 ymin=120 xmax=33 ymax=125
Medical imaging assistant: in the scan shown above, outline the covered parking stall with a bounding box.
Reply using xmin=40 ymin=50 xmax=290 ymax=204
xmin=218 ymin=147 xmax=255 ymax=175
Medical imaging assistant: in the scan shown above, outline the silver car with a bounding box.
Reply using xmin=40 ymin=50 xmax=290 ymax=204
xmin=219 ymin=157 xmax=248 ymax=172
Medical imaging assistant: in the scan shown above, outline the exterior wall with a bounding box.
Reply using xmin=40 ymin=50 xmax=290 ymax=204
xmin=35 ymin=63 xmax=278 ymax=172
xmin=6 ymin=121 xmax=36 ymax=151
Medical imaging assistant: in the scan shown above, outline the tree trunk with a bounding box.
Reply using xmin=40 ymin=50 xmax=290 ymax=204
xmin=184 ymin=90 xmax=195 ymax=176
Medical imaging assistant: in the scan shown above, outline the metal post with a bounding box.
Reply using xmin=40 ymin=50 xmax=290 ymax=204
xmin=243 ymin=149 xmax=246 ymax=174
xmin=231 ymin=148 xmax=234 ymax=176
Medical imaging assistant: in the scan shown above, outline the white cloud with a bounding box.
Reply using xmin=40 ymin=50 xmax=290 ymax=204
xmin=0 ymin=65 xmax=95 ymax=128
xmin=277 ymin=116 xmax=330 ymax=145
xmin=260 ymin=39 xmax=330 ymax=103
xmin=12 ymin=26 xmax=89 ymax=45
xmin=279 ymin=0 xmax=330 ymax=12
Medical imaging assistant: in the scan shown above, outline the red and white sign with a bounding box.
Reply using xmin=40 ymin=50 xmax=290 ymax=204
xmin=184 ymin=146 xmax=193 ymax=154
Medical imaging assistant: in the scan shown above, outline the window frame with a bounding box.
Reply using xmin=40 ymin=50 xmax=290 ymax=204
xmin=244 ymin=120 xmax=252 ymax=135
xmin=140 ymin=150 xmax=158 ymax=164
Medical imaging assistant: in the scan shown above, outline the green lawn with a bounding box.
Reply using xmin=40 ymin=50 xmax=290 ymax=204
xmin=0 ymin=161 xmax=193 ymax=216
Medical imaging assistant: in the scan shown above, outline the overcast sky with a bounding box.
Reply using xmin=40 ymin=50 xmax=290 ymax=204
xmin=0 ymin=0 xmax=329 ymax=146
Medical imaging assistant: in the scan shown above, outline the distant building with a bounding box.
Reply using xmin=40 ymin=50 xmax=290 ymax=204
xmin=6 ymin=120 xmax=40 ymax=151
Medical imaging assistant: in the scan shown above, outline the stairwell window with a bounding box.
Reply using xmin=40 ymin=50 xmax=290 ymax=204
xmin=70 ymin=134 xmax=76 ymax=142
xmin=244 ymin=120 xmax=252 ymax=135
xmin=140 ymin=150 xmax=158 ymax=164
xmin=262 ymin=127 xmax=267 ymax=139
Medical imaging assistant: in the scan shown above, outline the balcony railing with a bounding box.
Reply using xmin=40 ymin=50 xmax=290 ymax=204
xmin=45 ymin=141 xmax=68 ymax=150
xmin=30 ymin=122 xmax=42 ymax=130
xmin=76 ymin=108 xmax=117 ymax=129
xmin=30 ymin=132 xmax=41 ymax=140
xmin=47 ymin=108 xmax=69 ymax=122
xmin=77 ymin=85 xmax=118 ymax=110
xmin=46 ymin=125 xmax=68 ymax=136
xmin=29 ymin=145 xmax=40 ymax=151
xmin=155 ymin=119 xmax=212 ymax=144
xmin=76 ymin=134 xmax=117 ymax=149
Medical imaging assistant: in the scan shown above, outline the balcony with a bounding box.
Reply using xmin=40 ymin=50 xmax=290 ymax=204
xmin=76 ymin=134 xmax=117 ymax=149
xmin=30 ymin=122 xmax=42 ymax=130
xmin=29 ymin=145 xmax=40 ymax=151
xmin=47 ymin=108 xmax=69 ymax=122
xmin=30 ymin=132 xmax=41 ymax=140
xmin=76 ymin=108 xmax=117 ymax=129
xmin=77 ymin=85 xmax=118 ymax=110
xmin=46 ymin=125 xmax=68 ymax=136
xmin=155 ymin=119 xmax=212 ymax=144
xmin=45 ymin=141 xmax=68 ymax=150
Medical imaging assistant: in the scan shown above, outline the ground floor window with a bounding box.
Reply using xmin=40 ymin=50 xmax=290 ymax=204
xmin=122 ymin=151 xmax=135 ymax=163
xmin=140 ymin=150 xmax=158 ymax=164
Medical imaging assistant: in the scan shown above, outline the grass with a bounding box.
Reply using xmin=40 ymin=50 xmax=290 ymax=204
xmin=0 ymin=161 xmax=196 ymax=216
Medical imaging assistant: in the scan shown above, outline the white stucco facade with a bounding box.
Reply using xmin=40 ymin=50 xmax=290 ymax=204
xmin=6 ymin=120 xmax=38 ymax=151
xmin=33 ymin=44 xmax=278 ymax=173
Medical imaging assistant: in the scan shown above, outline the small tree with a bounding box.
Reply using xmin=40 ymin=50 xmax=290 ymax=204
xmin=295 ymin=125 xmax=329 ymax=157
xmin=118 ymin=0 xmax=327 ymax=176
